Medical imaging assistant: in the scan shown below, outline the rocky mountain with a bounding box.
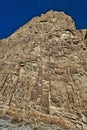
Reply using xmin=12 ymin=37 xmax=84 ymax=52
xmin=0 ymin=11 xmax=87 ymax=130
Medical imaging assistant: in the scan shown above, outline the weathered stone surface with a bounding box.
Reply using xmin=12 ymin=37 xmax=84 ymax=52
xmin=0 ymin=11 xmax=87 ymax=129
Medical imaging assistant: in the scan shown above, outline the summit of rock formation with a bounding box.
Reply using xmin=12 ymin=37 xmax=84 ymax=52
xmin=0 ymin=11 xmax=87 ymax=130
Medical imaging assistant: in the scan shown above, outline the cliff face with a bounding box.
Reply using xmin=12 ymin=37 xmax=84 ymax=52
xmin=0 ymin=11 xmax=87 ymax=130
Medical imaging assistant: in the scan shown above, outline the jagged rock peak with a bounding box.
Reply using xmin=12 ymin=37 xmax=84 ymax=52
xmin=2 ymin=10 xmax=76 ymax=42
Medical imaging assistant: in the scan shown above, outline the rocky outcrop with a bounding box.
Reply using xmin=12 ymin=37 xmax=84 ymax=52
xmin=0 ymin=11 xmax=87 ymax=130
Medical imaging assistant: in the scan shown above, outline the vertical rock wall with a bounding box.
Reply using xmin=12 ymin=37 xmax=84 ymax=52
xmin=0 ymin=11 xmax=87 ymax=129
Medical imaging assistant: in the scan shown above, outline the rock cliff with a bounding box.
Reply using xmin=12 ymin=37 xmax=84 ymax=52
xmin=0 ymin=11 xmax=87 ymax=130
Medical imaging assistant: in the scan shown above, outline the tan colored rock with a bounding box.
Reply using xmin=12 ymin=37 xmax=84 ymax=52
xmin=0 ymin=11 xmax=87 ymax=129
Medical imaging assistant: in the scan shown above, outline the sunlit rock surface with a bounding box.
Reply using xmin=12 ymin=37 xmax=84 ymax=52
xmin=0 ymin=11 xmax=87 ymax=130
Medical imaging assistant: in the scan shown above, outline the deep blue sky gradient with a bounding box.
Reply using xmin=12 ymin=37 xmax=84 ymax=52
xmin=0 ymin=0 xmax=87 ymax=39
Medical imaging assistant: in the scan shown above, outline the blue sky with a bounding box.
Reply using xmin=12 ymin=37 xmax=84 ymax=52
xmin=0 ymin=0 xmax=87 ymax=39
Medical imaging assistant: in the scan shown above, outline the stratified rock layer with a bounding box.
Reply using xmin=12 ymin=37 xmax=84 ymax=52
xmin=0 ymin=11 xmax=87 ymax=130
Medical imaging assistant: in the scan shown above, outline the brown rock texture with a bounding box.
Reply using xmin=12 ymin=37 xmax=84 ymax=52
xmin=0 ymin=10 xmax=87 ymax=129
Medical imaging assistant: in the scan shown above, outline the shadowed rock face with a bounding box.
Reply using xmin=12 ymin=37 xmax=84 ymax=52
xmin=0 ymin=11 xmax=87 ymax=130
